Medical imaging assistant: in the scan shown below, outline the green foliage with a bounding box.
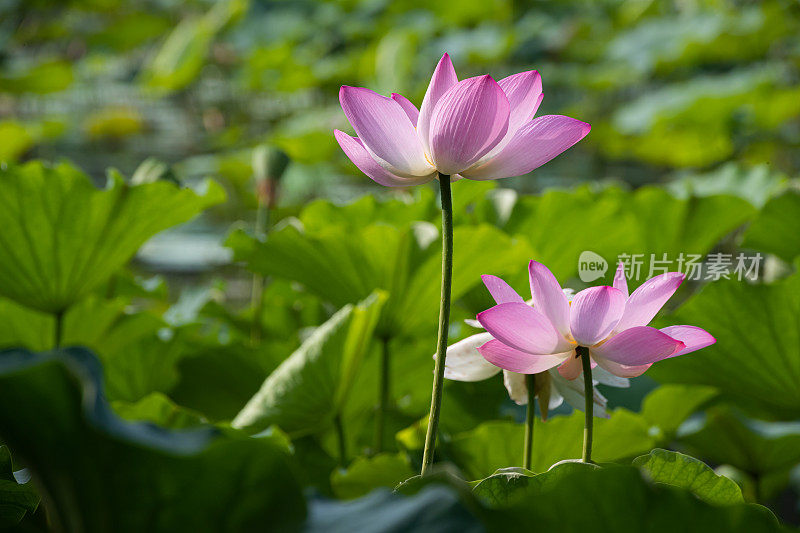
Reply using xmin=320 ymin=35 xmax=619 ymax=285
xmin=0 ymin=298 xmax=52 ymax=351
xmin=168 ymin=342 xmax=278 ymax=422
xmin=598 ymin=65 xmax=800 ymax=167
xmin=639 ymin=384 xmax=719 ymax=440
xmin=0 ymin=294 xmax=189 ymax=403
xmin=330 ymin=453 xmax=415 ymax=499
xmin=2 ymin=0 xmax=800 ymax=523
xmin=0 ymin=122 xmax=34 ymax=162
xmin=633 ymin=449 xmax=744 ymax=505
xmin=0 ymin=347 xmax=306 ymax=532
xmin=111 ymin=392 xmax=207 ymax=430
xmin=0 ymin=155 xmax=796 ymax=524
xmin=227 ymin=196 xmax=531 ymax=337
xmin=232 ymin=292 xmax=386 ymax=435
xmin=742 ymin=190 xmax=800 ymax=263
xmin=444 ymin=383 xmax=718 ymax=479
xmin=0 ymin=161 xmax=225 ymax=314
xmin=0 ymin=446 xmax=40 ymax=527
xmin=470 ymin=466 xmax=537 ymax=507
xmin=4 ymin=0 xmax=800 ymax=181
xmin=679 ymin=408 xmax=800 ymax=500
xmin=666 ymin=163 xmax=789 ymax=209
xmin=446 ymin=412 xmax=654 ymax=479
xmin=651 ymin=272 xmax=800 ymax=420
xmin=0 ymin=60 xmax=73 ymax=94
xmin=140 ymin=0 xmax=249 ymax=92
xmin=471 ymin=463 xmax=780 ymax=532
xmin=502 ymin=186 xmax=755 ymax=284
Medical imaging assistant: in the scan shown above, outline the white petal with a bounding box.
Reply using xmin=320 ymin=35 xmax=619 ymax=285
xmin=437 ymin=332 xmax=501 ymax=382
xmin=591 ymin=365 xmax=630 ymax=388
xmin=502 ymin=370 xmax=529 ymax=406
xmin=548 ymin=369 xmax=610 ymax=419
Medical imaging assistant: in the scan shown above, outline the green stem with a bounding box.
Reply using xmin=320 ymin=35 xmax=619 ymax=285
xmin=375 ymin=336 xmax=391 ymax=454
xmin=334 ymin=414 xmax=347 ymax=467
xmin=250 ymin=273 xmax=265 ymax=344
xmin=523 ymin=373 xmax=536 ymax=470
xmin=53 ymin=309 xmax=65 ymax=349
xmin=421 ymin=173 xmax=453 ymax=476
xmin=752 ymin=472 xmax=762 ymax=504
xmin=250 ymin=189 xmax=273 ymax=345
xmin=578 ymin=346 xmax=594 ymax=463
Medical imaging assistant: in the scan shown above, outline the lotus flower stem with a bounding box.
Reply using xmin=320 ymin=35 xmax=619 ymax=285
xmin=523 ymin=373 xmax=536 ymax=470
xmin=578 ymin=346 xmax=594 ymax=463
xmin=421 ymin=174 xmax=453 ymax=475
xmin=53 ymin=309 xmax=65 ymax=349
xmin=250 ymin=190 xmax=272 ymax=345
xmin=375 ymin=335 xmax=391 ymax=453
xmin=334 ymin=413 xmax=347 ymax=467
xmin=250 ymin=146 xmax=288 ymax=345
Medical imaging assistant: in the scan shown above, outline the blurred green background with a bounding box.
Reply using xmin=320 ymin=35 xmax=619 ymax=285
xmin=3 ymin=0 xmax=798 ymax=201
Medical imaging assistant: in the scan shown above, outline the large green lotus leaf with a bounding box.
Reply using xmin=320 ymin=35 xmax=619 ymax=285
xmin=0 ymin=347 xmax=305 ymax=532
xmin=633 ymin=449 xmax=744 ymax=505
xmin=232 ymin=292 xmax=386 ymax=435
xmin=742 ymin=190 xmax=800 ymax=263
xmin=227 ymin=217 xmax=530 ymax=337
xmin=0 ymin=161 xmax=225 ymax=313
xmin=0 ymin=445 xmax=40 ymax=528
xmin=472 ymin=463 xmax=780 ymax=532
xmin=502 ymin=186 xmax=754 ymax=284
xmin=330 ymin=453 xmax=414 ymax=500
xmin=650 ymin=272 xmax=800 ymax=419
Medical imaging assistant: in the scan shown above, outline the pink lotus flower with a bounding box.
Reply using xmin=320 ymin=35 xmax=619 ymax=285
xmin=436 ymin=284 xmax=630 ymax=418
xmin=334 ymin=53 xmax=591 ymax=186
xmin=476 ymin=261 xmax=716 ymax=379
